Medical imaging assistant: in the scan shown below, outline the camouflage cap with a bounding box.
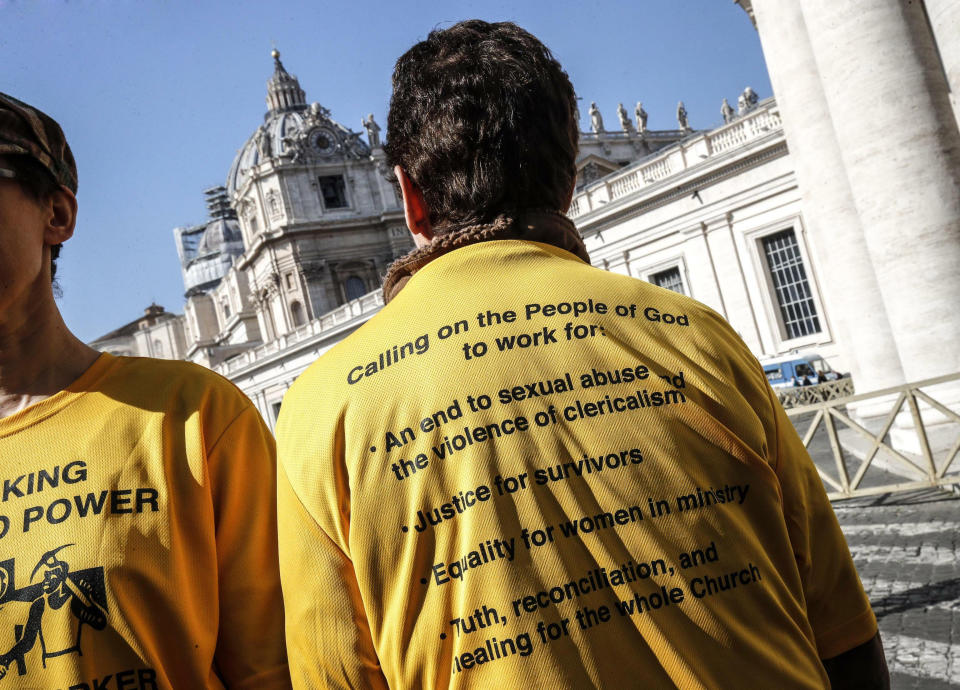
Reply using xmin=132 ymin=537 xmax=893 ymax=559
xmin=0 ymin=91 xmax=78 ymax=193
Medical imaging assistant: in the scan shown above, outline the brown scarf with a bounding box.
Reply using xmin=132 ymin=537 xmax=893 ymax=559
xmin=382 ymin=210 xmax=591 ymax=303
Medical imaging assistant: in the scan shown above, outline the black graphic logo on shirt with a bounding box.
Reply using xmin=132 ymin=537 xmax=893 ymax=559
xmin=0 ymin=545 xmax=108 ymax=680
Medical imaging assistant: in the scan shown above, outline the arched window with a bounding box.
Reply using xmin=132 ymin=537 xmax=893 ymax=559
xmin=153 ymin=340 xmax=164 ymax=357
xmin=345 ymin=276 xmax=366 ymax=302
xmin=222 ymin=300 xmax=231 ymax=319
xmin=290 ymin=301 xmax=306 ymax=327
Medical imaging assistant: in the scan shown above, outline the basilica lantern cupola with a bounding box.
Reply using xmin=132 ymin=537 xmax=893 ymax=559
xmin=266 ymin=49 xmax=307 ymax=113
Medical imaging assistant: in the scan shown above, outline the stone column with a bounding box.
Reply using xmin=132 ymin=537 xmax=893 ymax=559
xmin=800 ymin=0 xmax=960 ymax=382
xmin=923 ymin=0 xmax=960 ymax=133
xmin=749 ymin=0 xmax=904 ymax=392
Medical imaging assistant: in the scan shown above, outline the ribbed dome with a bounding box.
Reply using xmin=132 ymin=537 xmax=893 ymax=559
xmin=174 ymin=187 xmax=245 ymax=297
xmin=196 ymin=217 xmax=242 ymax=255
xmin=226 ymin=51 xmax=370 ymax=199
xmin=226 ymin=109 xmax=306 ymax=196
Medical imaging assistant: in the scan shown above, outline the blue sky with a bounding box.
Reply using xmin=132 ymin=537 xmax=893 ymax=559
xmin=1 ymin=0 xmax=771 ymax=342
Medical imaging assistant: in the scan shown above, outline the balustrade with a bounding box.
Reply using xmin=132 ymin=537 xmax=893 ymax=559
xmin=217 ymin=290 xmax=384 ymax=376
xmin=568 ymin=99 xmax=782 ymax=219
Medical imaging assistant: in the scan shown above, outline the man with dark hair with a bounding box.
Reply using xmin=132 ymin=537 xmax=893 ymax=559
xmin=0 ymin=92 xmax=291 ymax=687
xmin=277 ymin=21 xmax=886 ymax=688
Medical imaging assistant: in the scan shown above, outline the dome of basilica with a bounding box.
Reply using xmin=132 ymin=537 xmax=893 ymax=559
xmin=196 ymin=217 xmax=242 ymax=256
xmin=226 ymin=50 xmax=371 ymax=199
xmin=173 ymin=186 xmax=245 ymax=297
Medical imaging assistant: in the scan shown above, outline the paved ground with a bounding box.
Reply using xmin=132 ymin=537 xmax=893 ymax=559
xmin=785 ymin=411 xmax=960 ymax=687
xmin=833 ymin=489 xmax=960 ymax=688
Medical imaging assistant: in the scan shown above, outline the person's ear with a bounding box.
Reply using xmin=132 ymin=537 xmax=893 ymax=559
xmin=394 ymin=165 xmax=433 ymax=247
xmin=44 ymin=186 xmax=78 ymax=246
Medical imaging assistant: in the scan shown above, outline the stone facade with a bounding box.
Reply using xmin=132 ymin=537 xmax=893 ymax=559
xmin=571 ymin=99 xmax=836 ymax=364
xmin=215 ymin=98 xmax=833 ymax=428
xmin=93 ymin=31 xmax=960 ymax=432
xmin=178 ymin=50 xmax=412 ymax=370
xmin=89 ymin=304 xmax=187 ymax=361
xmin=94 ymin=51 xmax=414 ymax=370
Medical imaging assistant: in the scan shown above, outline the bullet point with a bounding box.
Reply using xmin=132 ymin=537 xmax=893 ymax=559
xmin=370 ymin=446 xmax=376 ymax=452
xmin=420 ymin=577 xmax=427 ymax=585
xmin=440 ymin=633 xmax=446 ymax=640
xmin=401 ymin=526 xmax=408 ymax=533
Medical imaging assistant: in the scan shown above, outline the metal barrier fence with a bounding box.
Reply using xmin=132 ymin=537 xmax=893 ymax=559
xmin=776 ymin=378 xmax=855 ymax=409
xmin=785 ymin=372 xmax=960 ymax=500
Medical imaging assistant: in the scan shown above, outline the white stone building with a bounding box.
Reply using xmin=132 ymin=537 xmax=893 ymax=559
xmin=94 ymin=50 xmax=713 ymax=425
xmin=89 ymin=303 xmax=186 ymax=361
xmin=92 ymin=2 xmax=960 ymax=429
xmin=214 ymin=96 xmax=820 ymax=428
xmin=89 ymin=54 xmax=825 ymax=427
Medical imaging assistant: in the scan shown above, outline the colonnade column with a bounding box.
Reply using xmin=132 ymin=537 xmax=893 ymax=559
xmin=799 ymin=0 xmax=960 ymax=382
xmin=922 ymin=0 xmax=960 ymax=134
xmin=748 ymin=0 xmax=903 ymax=392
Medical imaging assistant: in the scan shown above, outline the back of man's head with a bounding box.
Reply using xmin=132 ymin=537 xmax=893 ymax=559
xmin=385 ymin=20 xmax=578 ymax=231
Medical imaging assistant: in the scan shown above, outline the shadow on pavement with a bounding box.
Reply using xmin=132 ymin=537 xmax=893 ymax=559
xmin=871 ymin=577 xmax=960 ymax=619
xmin=832 ymin=488 xmax=960 ymax=509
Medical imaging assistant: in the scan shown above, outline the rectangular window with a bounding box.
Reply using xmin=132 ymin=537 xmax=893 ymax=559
xmin=650 ymin=266 xmax=686 ymax=295
xmin=762 ymin=228 xmax=821 ymax=339
xmin=318 ymin=175 xmax=348 ymax=209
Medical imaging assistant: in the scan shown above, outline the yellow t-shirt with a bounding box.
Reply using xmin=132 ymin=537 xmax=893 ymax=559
xmin=277 ymin=240 xmax=876 ymax=689
xmin=0 ymin=353 xmax=290 ymax=689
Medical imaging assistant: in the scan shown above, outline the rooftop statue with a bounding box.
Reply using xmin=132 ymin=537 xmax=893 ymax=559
xmin=589 ymin=101 xmax=604 ymax=133
xmin=635 ymin=101 xmax=648 ymax=133
xmin=677 ymin=101 xmax=690 ymax=131
xmin=363 ymin=113 xmax=381 ymax=148
xmin=722 ymin=98 xmax=736 ymax=124
xmin=255 ymin=125 xmax=272 ymax=159
xmin=738 ymin=86 xmax=759 ymax=115
xmin=617 ymin=102 xmax=632 ymax=132
xmin=307 ymin=102 xmax=331 ymax=123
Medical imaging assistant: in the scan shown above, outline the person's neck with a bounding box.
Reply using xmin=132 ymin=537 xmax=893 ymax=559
xmin=0 ymin=279 xmax=99 ymax=419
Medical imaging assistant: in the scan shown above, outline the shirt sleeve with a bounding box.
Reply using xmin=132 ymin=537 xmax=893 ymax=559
xmin=766 ymin=383 xmax=879 ymax=659
xmin=207 ymin=406 xmax=291 ymax=689
xmin=276 ymin=462 xmax=388 ymax=689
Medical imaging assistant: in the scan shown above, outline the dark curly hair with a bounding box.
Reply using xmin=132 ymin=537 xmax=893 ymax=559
xmin=385 ymin=20 xmax=579 ymax=231
xmin=7 ymin=154 xmax=63 ymax=282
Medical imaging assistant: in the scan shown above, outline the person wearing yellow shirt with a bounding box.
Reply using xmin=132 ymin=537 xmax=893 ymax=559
xmin=276 ymin=20 xmax=887 ymax=690
xmin=0 ymin=91 xmax=290 ymax=688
